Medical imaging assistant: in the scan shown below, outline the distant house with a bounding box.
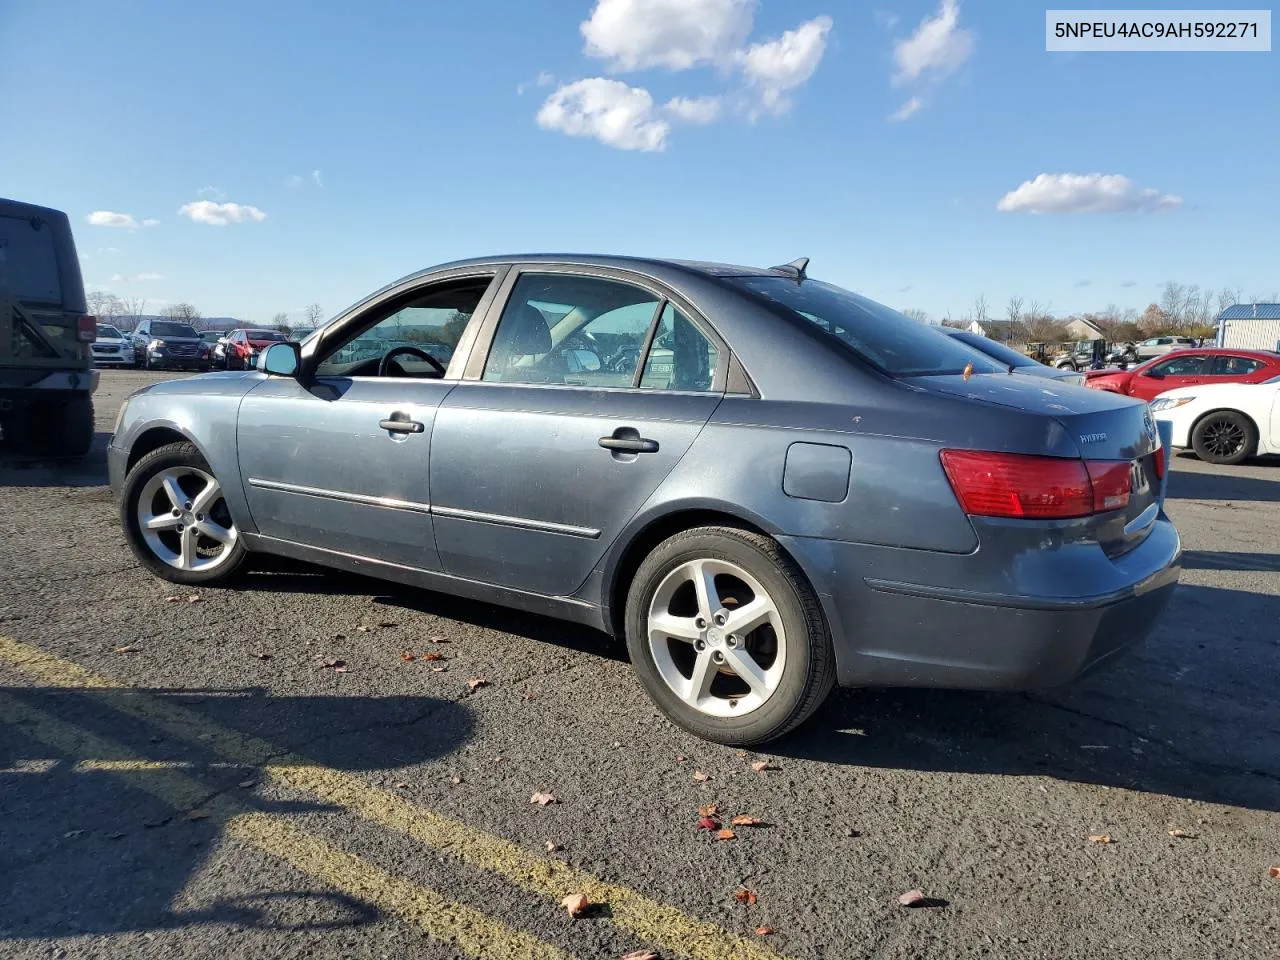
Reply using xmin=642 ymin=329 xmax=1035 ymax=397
xmin=966 ymin=320 xmax=986 ymax=336
xmin=1064 ymin=316 xmax=1105 ymax=340
xmin=1216 ymin=303 xmax=1280 ymax=351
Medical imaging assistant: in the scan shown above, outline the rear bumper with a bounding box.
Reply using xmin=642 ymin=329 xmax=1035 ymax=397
xmin=778 ymin=515 xmax=1182 ymax=690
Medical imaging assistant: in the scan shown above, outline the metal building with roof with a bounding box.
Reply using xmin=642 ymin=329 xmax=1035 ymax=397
xmin=1216 ymin=303 xmax=1280 ymax=351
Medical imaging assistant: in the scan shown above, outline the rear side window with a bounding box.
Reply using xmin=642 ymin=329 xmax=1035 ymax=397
xmin=730 ymin=276 xmax=1003 ymax=377
xmin=0 ymin=215 xmax=61 ymax=302
xmin=640 ymin=304 xmax=719 ymax=391
xmin=1211 ymin=356 xmax=1264 ymax=375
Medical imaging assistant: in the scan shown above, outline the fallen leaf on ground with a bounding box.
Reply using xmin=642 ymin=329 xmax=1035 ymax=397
xmin=750 ymin=761 xmax=777 ymax=772
xmin=697 ymin=802 xmax=720 ymax=818
xmin=691 ymin=770 xmax=710 ymax=782
xmin=492 ymin=756 xmax=506 ymax=763
xmin=315 ymin=657 xmax=346 ymax=672
xmin=423 ymin=652 xmax=446 ymax=662
xmin=113 ymin=645 xmax=140 ymax=654
xmin=620 ymin=951 xmax=658 ymax=960
xmin=560 ymin=893 xmax=590 ymax=918
xmin=63 ymin=830 xmax=84 ymax=839
xmin=1268 ymin=866 xmax=1280 ymax=879
xmin=731 ymin=815 xmax=764 ymax=827
xmin=734 ymin=888 xmax=758 ymax=905
xmin=394 ymin=782 xmax=409 ymax=790
xmin=356 ymin=625 xmax=370 ymax=633
xmin=897 ymin=889 xmax=926 ymax=907
xmin=754 ymin=926 xmax=775 ymax=936
xmin=428 ymin=635 xmax=450 ymax=644
xmin=450 ymin=775 xmax=462 ymax=784
xmin=165 ymin=595 xmax=181 ymax=602
xmin=187 ymin=810 xmax=210 ymax=821
xmin=715 ymin=828 xmax=736 ymax=841
xmin=186 ymin=594 xmax=201 ymax=603
xmin=1168 ymin=829 xmax=1196 ymax=839
xmin=400 ymin=652 xmax=416 ymax=662
xmin=430 ymin=666 xmax=448 ymax=673
xmin=523 ymin=690 xmax=536 ymax=701
xmin=1088 ymin=834 xmax=1113 ymax=844
xmin=467 ymin=677 xmax=490 ymax=692
xmin=675 ymin=754 xmax=686 ymax=762
xmin=697 ymin=817 xmax=719 ymax=831
xmin=530 ymin=791 xmax=557 ymax=806
xmin=238 ymin=779 xmax=256 ymax=789
xmin=545 ymin=840 xmax=560 ymax=853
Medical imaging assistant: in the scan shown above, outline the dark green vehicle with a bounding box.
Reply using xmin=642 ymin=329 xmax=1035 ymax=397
xmin=0 ymin=198 xmax=97 ymax=457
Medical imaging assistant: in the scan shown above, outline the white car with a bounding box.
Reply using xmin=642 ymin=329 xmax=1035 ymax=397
xmin=1151 ymin=375 xmax=1280 ymax=465
xmin=90 ymin=323 xmax=135 ymax=367
xmin=1135 ymin=336 xmax=1199 ymax=360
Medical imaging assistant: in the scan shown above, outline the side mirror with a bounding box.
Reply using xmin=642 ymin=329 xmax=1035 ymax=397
xmin=259 ymin=341 xmax=300 ymax=377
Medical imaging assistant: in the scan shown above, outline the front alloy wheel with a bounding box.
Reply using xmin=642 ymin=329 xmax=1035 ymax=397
xmin=1191 ymin=411 xmax=1256 ymax=466
xmin=122 ymin=441 xmax=248 ymax=585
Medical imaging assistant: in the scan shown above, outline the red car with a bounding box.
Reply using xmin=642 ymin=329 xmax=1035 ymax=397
xmin=1084 ymin=348 xmax=1280 ymax=403
xmin=222 ymin=328 xmax=290 ymax=370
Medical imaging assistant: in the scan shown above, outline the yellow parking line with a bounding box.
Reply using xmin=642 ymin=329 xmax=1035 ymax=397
xmin=0 ymin=691 xmax=572 ymax=960
xmin=0 ymin=634 xmax=787 ymax=960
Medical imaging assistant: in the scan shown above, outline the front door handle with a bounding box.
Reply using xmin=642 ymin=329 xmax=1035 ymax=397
xmin=380 ymin=416 xmax=424 ymax=434
xmin=599 ymin=427 xmax=658 ymax=454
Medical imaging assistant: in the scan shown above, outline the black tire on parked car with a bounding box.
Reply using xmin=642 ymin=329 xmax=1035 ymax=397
xmin=121 ymin=441 xmax=248 ymax=585
xmin=1191 ymin=410 xmax=1257 ymax=466
xmin=624 ymin=525 xmax=836 ymax=746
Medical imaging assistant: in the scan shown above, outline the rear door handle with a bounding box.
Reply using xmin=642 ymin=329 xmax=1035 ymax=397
xmin=599 ymin=429 xmax=658 ymax=453
xmin=380 ymin=416 xmax=424 ymax=434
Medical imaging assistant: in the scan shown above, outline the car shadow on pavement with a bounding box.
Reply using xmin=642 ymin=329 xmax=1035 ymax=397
xmin=1180 ymin=549 xmax=1280 ymax=572
xmin=0 ymin=686 xmax=472 ymax=941
xmin=774 ymin=583 xmax=1280 ymax=813
xmin=1166 ymin=456 xmax=1280 ymax=502
xmin=0 ymin=432 xmax=112 ymax=489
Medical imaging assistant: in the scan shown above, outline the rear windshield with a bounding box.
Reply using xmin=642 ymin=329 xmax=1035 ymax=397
xmin=0 ymin=214 xmax=61 ymax=302
xmin=729 ymin=276 xmax=1004 ymax=377
xmin=246 ymin=330 xmax=287 ymax=341
xmin=152 ymin=322 xmax=199 ymax=338
xmin=97 ymin=324 xmax=123 ymax=339
xmin=946 ymin=329 xmax=1037 ymax=368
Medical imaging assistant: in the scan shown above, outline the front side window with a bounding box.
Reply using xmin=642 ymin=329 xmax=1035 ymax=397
xmin=1151 ymin=355 xmax=1207 ymax=376
xmin=483 ymin=274 xmax=661 ymax=387
xmin=316 ymin=278 xmax=490 ymax=378
xmin=730 ymin=276 xmax=1003 ymax=377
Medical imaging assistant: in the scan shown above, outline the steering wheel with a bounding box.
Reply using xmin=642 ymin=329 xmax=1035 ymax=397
xmin=378 ymin=345 xmax=446 ymax=378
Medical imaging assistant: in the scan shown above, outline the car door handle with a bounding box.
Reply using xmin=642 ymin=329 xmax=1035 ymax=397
xmin=599 ymin=434 xmax=658 ymax=453
xmin=380 ymin=417 xmax=424 ymax=434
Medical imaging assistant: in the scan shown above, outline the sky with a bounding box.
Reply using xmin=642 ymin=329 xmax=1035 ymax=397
xmin=1 ymin=0 xmax=1276 ymax=325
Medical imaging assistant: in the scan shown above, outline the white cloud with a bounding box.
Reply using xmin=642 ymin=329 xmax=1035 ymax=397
xmin=893 ymin=0 xmax=974 ymax=85
xmin=178 ymin=200 xmax=268 ymax=226
xmin=664 ymin=95 xmax=721 ymax=124
xmin=312 ymin=169 xmax=323 ymax=187
xmin=285 ymin=174 xmax=305 ymax=188
xmin=141 ymin=218 xmax=160 ymax=227
xmin=85 ymin=210 xmax=157 ymax=229
xmin=996 ymin=173 xmax=1183 ymax=214
xmin=736 ymin=15 xmax=833 ymax=115
xmin=889 ymin=95 xmax=924 ymax=121
xmin=99 ymin=247 xmax=121 ymax=254
xmin=537 ymin=70 xmax=555 ymax=86
xmin=196 ymin=186 xmax=225 ymax=199
xmin=581 ymin=0 xmax=754 ymax=71
xmin=874 ymin=9 xmax=899 ymax=30
xmin=135 ymin=272 xmax=164 ymax=281
xmin=109 ymin=272 xmax=164 ymax=283
xmin=537 ymin=78 xmax=670 ymax=151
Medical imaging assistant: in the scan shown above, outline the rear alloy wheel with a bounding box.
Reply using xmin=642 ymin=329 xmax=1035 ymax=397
xmin=1191 ymin=411 xmax=1256 ymax=466
xmin=121 ymin=441 xmax=247 ymax=585
xmin=625 ymin=526 xmax=835 ymax=745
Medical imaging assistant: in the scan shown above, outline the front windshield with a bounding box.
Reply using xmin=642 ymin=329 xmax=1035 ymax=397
xmin=729 ymin=276 xmax=1004 ymax=377
xmin=96 ymin=324 xmax=122 ymax=339
xmin=152 ymin=322 xmax=199 ymax=338
xmin=946 ymin=330 xmax=1036 ymax=368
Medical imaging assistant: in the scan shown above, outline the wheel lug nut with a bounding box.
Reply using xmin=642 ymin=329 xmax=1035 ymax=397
xmin=695 ymin=618 xmax=707 ymax=629
xmin=196 ymin=514 xmax=204 ymax=522
xmin=176 ymin=524 xmax=184 ymax=533
xmin=172 ymin=508 xmax=181 ymax=517
xmin=713 ymin=613 xmax=726 ymax=626
xmin=184 ymin=501 xmax=193 ymax=510
xmin=694 ymin=640 xmax=705 ymax=651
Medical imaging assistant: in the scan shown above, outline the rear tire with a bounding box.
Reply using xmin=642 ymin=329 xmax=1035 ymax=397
xmin=121 ymin=441 xmax=248 ymax=585
xmin=1191 ymin=410 xmax=1256 ymax=466
xmin=624 ymin=526 xmax=835 ymax=746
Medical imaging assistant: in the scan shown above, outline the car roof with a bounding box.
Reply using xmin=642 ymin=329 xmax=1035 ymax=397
xmin=404 ymin=253 xmax=787 ymax=282
xmin=1160 ymin=348 xmax=1279 ymax=359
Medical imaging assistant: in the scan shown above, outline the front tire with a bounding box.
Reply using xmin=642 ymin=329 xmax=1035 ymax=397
xmin=1191 ymin=411 xmax=1256 ymax=466
xmin=624 ymin=526 xmax=835 ymax=746
xmin=121 ymin=441 xmax=248 ymax=585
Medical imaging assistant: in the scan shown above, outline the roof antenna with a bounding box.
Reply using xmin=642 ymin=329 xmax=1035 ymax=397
xmin=770 ymin=257 xmax=809 ymax=281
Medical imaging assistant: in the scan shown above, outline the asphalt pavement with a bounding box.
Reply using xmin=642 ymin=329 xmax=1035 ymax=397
xmin=1 ymin=369 xmax=1277 ymax=959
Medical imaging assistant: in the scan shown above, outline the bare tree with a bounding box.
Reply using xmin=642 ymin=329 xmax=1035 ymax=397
xmin=119 ymin=297 xmax=148 ymax=329
xmin=86 ymin=291 xmax=123 ymax=324
xmin=1217 ymin=286 xmax=1242 ymax=317
xmin=972 ymin=294 xmax=989 ymax=328
xmin=304 ymin=303 xmax=324 ymax=327
xmin=1159 ymin=282 xmax=1188 ymax=330
xmin=271 ymin=311 xmax=290 ymax=333
xmin=161 ymin=302 xmax=202 ymax=325
xmin=901 ymin=308 xmax=930 ymax=324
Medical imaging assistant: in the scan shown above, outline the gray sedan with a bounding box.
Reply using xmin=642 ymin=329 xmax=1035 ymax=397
xmin=109 ymin=255 xmax=1181 ymax=745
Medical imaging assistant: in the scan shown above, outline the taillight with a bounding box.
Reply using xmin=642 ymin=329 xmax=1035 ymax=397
xmin=940 ymin=450 xmax=1132 ymax=520
xmin=77 ymin=315 xmax=97 ymax=342
xmin=1152 ymin=446 xmax=1166 ymax=480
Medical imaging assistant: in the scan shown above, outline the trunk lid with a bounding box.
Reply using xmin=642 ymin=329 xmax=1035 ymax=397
xmin=906 ymin=372 xmax=1163 ymax=554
